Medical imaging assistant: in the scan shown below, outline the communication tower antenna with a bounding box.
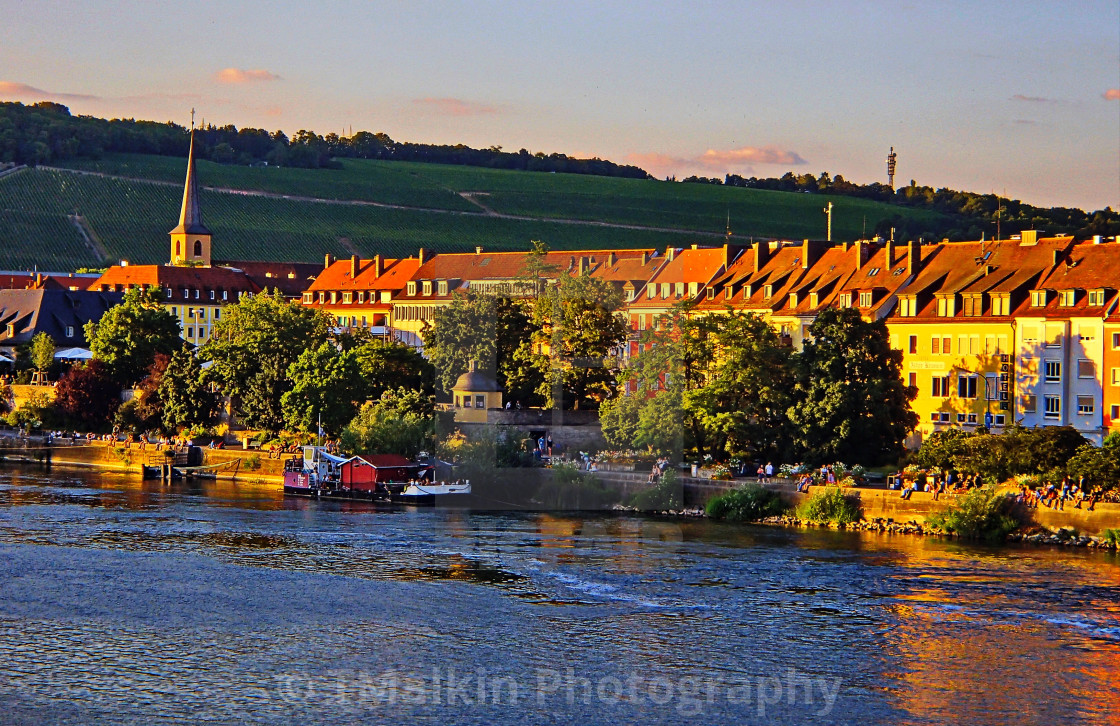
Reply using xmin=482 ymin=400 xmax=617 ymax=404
xmin=823 ymin=202 xmax=834 ymax=243
xmin=726 ymin=209 xmax=732 ymax=240
xmin=886 ymin=147 xmax=897 ymax=190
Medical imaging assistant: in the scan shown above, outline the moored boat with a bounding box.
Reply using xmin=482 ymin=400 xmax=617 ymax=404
xmin=282 ymin=447 xmax=468 ymax=504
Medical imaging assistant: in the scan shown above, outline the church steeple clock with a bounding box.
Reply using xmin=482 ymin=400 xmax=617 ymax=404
xmin=170 ymin=115 xmax=212 ymax=266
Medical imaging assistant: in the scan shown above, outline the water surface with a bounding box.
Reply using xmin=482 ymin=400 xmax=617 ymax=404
xmin=0 ymin=465 xmax=1117 ymax=725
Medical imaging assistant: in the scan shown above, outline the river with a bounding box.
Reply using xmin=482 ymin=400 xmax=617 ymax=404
xmin=0 ymin=465 xmax=1117 ymax=725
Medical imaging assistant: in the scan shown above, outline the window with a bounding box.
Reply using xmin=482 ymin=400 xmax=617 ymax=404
xmin=930 ymin=413 xmax=941 ymax=422
xmin=957 ymin=413 xmax=967 ymax=423
xmin=967 ymin=413 xmax=977 ymax=424
xmin=647 ymin=286 xmax=655 ymax=299
xmin=1078 ymin=359 xmax=1096 ymax=378
xmin=194 ymin=289 xmax=199 ymax=299
xmin=839 ymin=293 xmax=852 ymax=308
xmin=475 ymin=395 xmax=485 ymax=409
xmin=931 ymin=337 xmax=940 ymax=354
xmin=193 ymin=240 xmax=203 ymax=257
xmin=898 ymin=296 xmax=915 ymax=316
xmin=1088 ymin=290 xmax=1105 ymax=306
xmin=661 ymin=283 xmax=670 ymax=298
xmin=422 ymin=281 xmax=432 ymax=296
xmin=723 ymin=287 xmax=732 ymax=300
xmin=1044 ymin=360 xmax=1061 ymax=383
xmin=1022 ymin=326 xmax=1039 ymax=344
xmin=637 ymin=315 xmax=646 ymax=331
xmin=1022 ymin=395 xmax=1037 ymax=413
xmin=438 ymin=281 xmax=448 ymax=295
xmin=764 ymin=285 xmax=773 ymax=298
xmin=357 ymin=291 xmax=365 ymax=304
xmin=183 ymin=289 xmax=189 ymax=300
xmin=209 ymin=290 xmax=215 ymax=300
xmin=407 ymin=282 xmax=416 ymax=296
xmin=1078 ymin=327 xmax=1095 ymax=342
xmin=867 ymin=267 xmax=880 ymax=276
xmin=197 ymin=308 xmax=205 ymax=319
xmin=931 ymin=376 xmax=950 ymax=397
xmin=214 ymin=309 xmax=220 ymax=320
xmin=187 ymin=327 xmax=194 ymax=338
xmin=1044 ymin=395 xmax=1061 ymax=419
xmin=991 ymin=295 xmax=1009 ymax=316
xmin=689 ymin=282 xmax=698 ymax=296
xmin=166 ymin=288 xmax=172 ymax=299
xmin=936 ymin=296 xmax=954 ymax=316
xmin=172 ymin=307 xmax=178 ymax=316
xmin=994 ymin=414 xmax=1006 ymax=426
xmin=942 ymin=337 xmax=951 ymax=355
xmin=65 ymin=326 xmax=74 ymax=338
xmin=1112 ymin=405 xmax=1120 ymax=422
xmin=859 ymin=292 xmax=872 ymax=307
xmin=706 ymin=287 xmax=715 ymax=300
xmin=963 ymin=295 xmax=982 ymax=316
xmin=1112 ymin=367 xmax=1120 ymax=385
xmin=909 ymin=335 xmax=917 ymax=354
xmin=188 ymin=308 xmax=195 ymax=318
xmin=463 ymin=396 xmax=471 ymax=408
xmin=1077 ymin=396 xmax=1094 ymax=415
xmin=908 ymin=372 xmax=917 ymax=389
xmin=1030 ymin=290 xmax=1046 ymax=306
xmin=302 ymin=292 xmax=312 ymax=303
xmin=958 ymin=374 xmax=978 ymax=399
xmin=1059 ymin=290 xmax=1076 ymax=307
xmin=222 ymin=291 xmax=228 ymax=301
xmin=330 ymin=292 xmax=338 ymax=304
xmin=939 ymin=412 xmax=950 ymax=423
xmin=1114 ymin=333 xmax=1120 ymax=350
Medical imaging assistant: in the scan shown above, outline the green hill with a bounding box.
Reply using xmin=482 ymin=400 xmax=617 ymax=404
xmin=0 ymin=154 xmax=952 ymax=270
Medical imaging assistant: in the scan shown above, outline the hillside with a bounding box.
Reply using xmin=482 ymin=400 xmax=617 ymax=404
xmin=0 ymin=154 xmax=952 ymax=270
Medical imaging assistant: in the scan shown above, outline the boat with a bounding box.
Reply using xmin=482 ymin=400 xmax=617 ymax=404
xmin=283 ymin=447 xmax=469 ymax=504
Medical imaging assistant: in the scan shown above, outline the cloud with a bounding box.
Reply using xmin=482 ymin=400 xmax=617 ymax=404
xmin=1011 ymin=94 xmax=1057 ymax=103
xmin=1105 ymin=89 xmax=1120 ymax=101
xmin=697 ymin=146 xmax=807 ymax=167
xmin=411 ymin=97 xmax=498 ymax=117
xmin=0 ymin=81 xmax=99 ymax=101
xmin=215 ymin=68 xmax=282 ymax=84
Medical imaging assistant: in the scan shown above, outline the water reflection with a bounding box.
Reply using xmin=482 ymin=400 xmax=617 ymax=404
xmin=0 ymin=463 xmax=1117 ymax=725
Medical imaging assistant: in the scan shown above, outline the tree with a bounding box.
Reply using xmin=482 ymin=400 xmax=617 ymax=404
xmin=339 ymin=388 xmax=442 ymax=459
xmin=159 ymin=347 xmax=217 ymax=433
xmin=115 ymin=353 xmax=170 ymax=433
xmin=787 ymin=307 xmax=917 ymax=465
xmin=423 ymin=291 xmax=535 ymax=399
xmin=85 ymin=286 xmax=181 ymax=386
xmin=200 ymin=291 xmax=333 ymax=431
xmin=1067 ymin=432 xmax=1120 ymax=492
xmin=281 ymin=341 xmax=364 ymax=436
xmin=30 ymin=332 xmax=55 ymax=380
xmin=527 ymin=273 xmax=628 ymax=410
xmin=53 ymin=359 xmax=120 ymax=429
xmin=352 ymin=338 xmax=436 ymax=401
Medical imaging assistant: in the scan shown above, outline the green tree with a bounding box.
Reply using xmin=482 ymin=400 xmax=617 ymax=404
xmin=528 ymin=272 xmax=628 ymax=410
xmin=787 ymin=307 xmax=917 ymax=465
xmin=339 ymin=388 xmax=440 ymax=459
xmin=423 ymin=291 xmax=535 ymax=399
xmin=158 ymin=347 xmax=217 ymax=433
xmin=353 ymin=338 xmax=436 ymax=401
xmin=1067 ymin=432 xmax=1120 ymax=492
xmin=30 ymin=332 xmax=55 ymax=380
xmin=200 ymin=291 xmax=333 ymax=431
xmin=598 ymin=390 xmax=642 ymax=448
xmin=85 ymin=286 xmax=181 ymax=387
xmin=281 ymin=341 xmax=363 ymax=436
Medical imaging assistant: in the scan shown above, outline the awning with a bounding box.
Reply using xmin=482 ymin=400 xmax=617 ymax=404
xmin=0 ymin=353 xmax=12 ymax=363
xmin=53 ymin=347 xmax=93 ymax=360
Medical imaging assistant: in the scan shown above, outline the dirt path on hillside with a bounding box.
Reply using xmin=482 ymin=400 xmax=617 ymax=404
xmin=37 ymin=166 xmax=745 ymax=241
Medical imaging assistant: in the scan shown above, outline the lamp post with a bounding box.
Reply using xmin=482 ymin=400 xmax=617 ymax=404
xmin=982 ymin=375 xmax=995 ymax=430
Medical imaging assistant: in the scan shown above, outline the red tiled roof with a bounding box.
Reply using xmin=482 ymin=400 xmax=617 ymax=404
xmin=93 ymin=264 xmax=260 ymax=294
xmin=220 ymin=260 xmax=321 ymax=298
xmin=308 ymin=257 xmax=420 ymax=293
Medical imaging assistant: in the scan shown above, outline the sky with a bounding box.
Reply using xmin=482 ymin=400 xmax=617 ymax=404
xmin=2 ymin=0 xmax=1118 ymax=211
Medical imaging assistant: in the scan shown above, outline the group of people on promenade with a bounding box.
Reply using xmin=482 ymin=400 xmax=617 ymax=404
xmin=647 ymin=457 xmax=671 ymax=483
xmin=895 ymin=470 xmax=983 ymax=500
xmin=1019 ymin=478 xmax=1098 ymax=511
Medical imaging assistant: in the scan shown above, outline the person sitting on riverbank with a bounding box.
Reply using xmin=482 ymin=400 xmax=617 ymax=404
xmin=900 ymin=482 xmax=915 ymax=500
xmin=797 ymin=474 xmax=812 ymax=493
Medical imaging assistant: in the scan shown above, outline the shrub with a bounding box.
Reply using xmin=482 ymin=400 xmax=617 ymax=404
xmin=796 ymin=487 xmax=861 ymax=525
xmin=243 ymin=454 xmax=261 ymax=471
xmin=535 ymin=462 xmax=620 ymax=509
xmin=705 ymin=484 xmax=788 ymax=521
xmin=1100 ymin=528 xmax=1120 ymax=548
xmin=926 ymin=486 xmax=1022 ymax=542
xmin=628 ymin=469 xmax=683 ymax=512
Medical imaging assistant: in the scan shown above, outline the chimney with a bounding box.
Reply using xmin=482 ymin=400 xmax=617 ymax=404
xmin=855 ymin=240 xmax=869 ymax=268
xmin=885 ymin=240 xmax=895 ymax=267
xmin=1092 ymin=235 xmax=1102 ymax=245
xmin=801 ymin=239 xmax=826 ymax=270
xmin=907 ymin=240 xmax=923 ymax=277
xmin=578 ymin=257 xmax=587 ymax=276
xmin=324 ymin=253 xmax=335 ymax=269
xmin=418 ymin=247 xmax=427 ymax=265
xmin=666 ymin=246 xmax=676 ymax=262
xmin=374 ymin=255 xmax=383 ymax=277
xmin=641 ymin=251 xmax=649 ymax=265
xmin=350 ymin=254 xmax=360 ymax=278
xmin=607 ymin=252 xmax=617 ymax=266
xmin=722 ymin=243 xmax=732 ymax=268
xmin=1052 ymin=249 xmax=1062 ymax=267
xmin=475 ymin=246 xmax=483 ymax=255
xmin=753 ymin=241 xmax=770 ymax=272
xmin=1020 ymin=229 xmax=1039 ymax=246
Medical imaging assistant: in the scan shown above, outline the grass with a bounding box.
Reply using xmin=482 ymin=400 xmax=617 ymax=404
xmin=796 ymin=486 xmax=862 ymax=525
xmin=705 ymin=483 xmax=788 ymax=521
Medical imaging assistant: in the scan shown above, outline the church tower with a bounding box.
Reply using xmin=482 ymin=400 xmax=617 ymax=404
xmin=169 ymin=125 xmax=212 ymax=266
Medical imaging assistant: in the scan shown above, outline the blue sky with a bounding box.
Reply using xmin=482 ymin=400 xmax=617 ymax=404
xmin=2 ymin=0 xmax=1117 ymax=210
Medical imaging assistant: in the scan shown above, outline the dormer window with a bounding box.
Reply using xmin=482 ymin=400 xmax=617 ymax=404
xmin=898 ymin=296 xmax=916 ymax=317
xmin=1059 ymin=290 xmax=1076 ymax=307
xmin=407 ymin=282 xmax=417 ymax=296
xmin=963 ymin=294 xmax=983 ymax=317
xmin=991 ymin=295 xmax=1010 ymax=316
xmin=437 ymin=280 xmax=448 ymax=295
xmin=675 ymin=282 xmax=684 ymax=297
xmin=209 ymin=290 xmax=215 ymax=300
xmin=626 ymin=288 xmax=635 ymax=301
xmin=810 ymin=293 xmax=819 ymax=307
xmin=839 ymin=293 xmax=852 ymax=308
xmin=302 ymin=292 xmax=312 ymax=304
xmin=357 ymin=291 xmax=365 ymax=304
xmin=859 ymin=292 xmax=872 ymax=307
xmin=166 ymin=288 xmax=172 ymax=299
xmin=318 ymin=291 xmax=326 ymax=303
xmin=724 ymin=286 xmax=733 ymax=300
xmin=660 ymin=283 xmax=669 ymax=298
xmin=688 ymin=282 xmax=698 ymax=296
xmin=422 ymin=281 xmax=432 ymax=296
xmin=706 ymin=287 xmax=715 ymax=300
xmin=789 ymin=292 xmax=799 ymax=307
xmin=743 ymin=284 xmax=752 ymax=298
xmin=330 ymin=291 xmax=338 ymax=304
xmin=343 ymin=292 xmax=352 ymax=304
xmin=1088 ymin=289 xmax=1105 ymax=305
xmin=1030 ymin=290 xmax=1047 ymax=307
xmin=936 ymin=295 xmax=955 ymax=317
xmin=764 ymin=284 xmax=773 ymax=298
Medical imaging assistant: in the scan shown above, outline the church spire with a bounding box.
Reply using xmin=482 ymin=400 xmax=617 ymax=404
xmin=169 ymin=114 xmax=212 ymax=266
